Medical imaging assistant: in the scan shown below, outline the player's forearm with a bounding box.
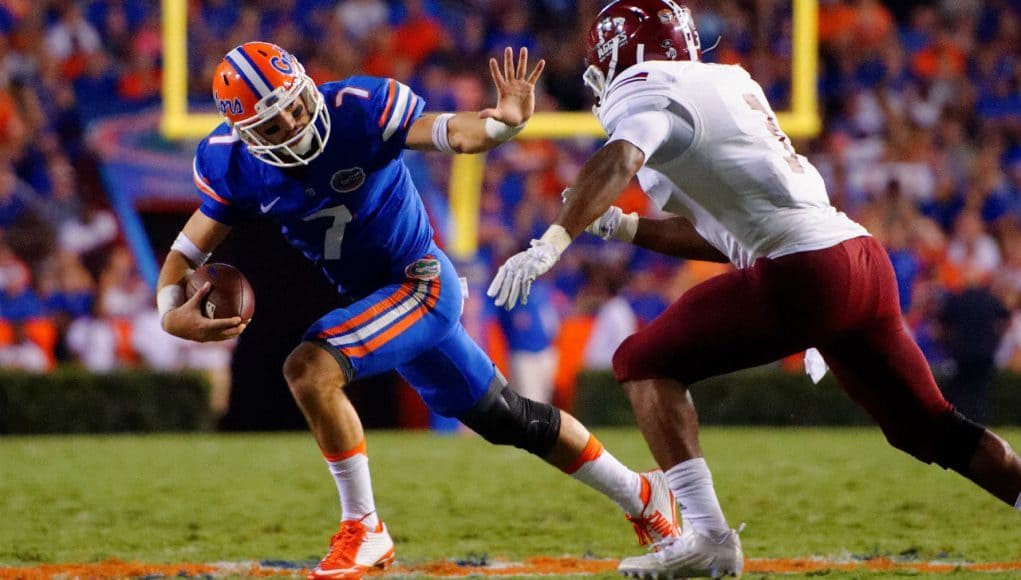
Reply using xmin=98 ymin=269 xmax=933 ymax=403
xmin=155 ymin=251 xmax=193 ymax=331
xmin=447 ymin=112 xmax=523 ymax=154
xmin=156 ymin=213 xmax=229 ymax=327
xmin=555 ymin=141 xmax=644 ymax=239
xmin=633 ymin=216 xmax=730 ymax=262
xmin=405 ymin=112 xmax=523 ymax=153
xmin=157 ymin=226 xmax=217 ymax=291
xmin=157 ymin=252 xmax=193 ymax=291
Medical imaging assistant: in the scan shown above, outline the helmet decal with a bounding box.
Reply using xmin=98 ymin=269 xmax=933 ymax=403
xmin=216 ymin=95 xmax=244 ymax=117
xmin=269 ymin=55 xmax=294 ymax=75
xmin=594 ymin=16 xmax=629 ymax=62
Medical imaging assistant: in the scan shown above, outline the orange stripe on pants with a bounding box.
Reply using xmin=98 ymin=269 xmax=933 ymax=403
xmin=318 ymin=283 xmax=417 ymax=338
xmin=340 ymin=280 xmax=440 ymax=358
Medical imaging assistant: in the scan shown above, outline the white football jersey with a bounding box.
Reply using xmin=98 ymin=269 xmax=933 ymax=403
xmin=597 ymin=61 xmax=868 ymax=268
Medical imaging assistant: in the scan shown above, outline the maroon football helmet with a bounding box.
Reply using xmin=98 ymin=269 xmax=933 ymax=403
xmin=583 ymin=0 xmax=701 ymax=102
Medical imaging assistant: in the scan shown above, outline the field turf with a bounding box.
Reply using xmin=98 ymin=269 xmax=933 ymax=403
xmin=2 ymin=427 xmax=1020 ymax=578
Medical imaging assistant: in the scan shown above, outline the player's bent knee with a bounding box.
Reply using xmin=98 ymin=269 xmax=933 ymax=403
xmin=932 ymin=411 xmax=986 ymax=473
xmin=881 ymin=410 xmax=985 ymax=473
xmin=283 ymin=342 xmax=347 ymax=401
xmin=458 ymin=382 xmax=562 ymax=457
xmin=613 ymin=334 xmax=665 ymax=383
xmin=612 ymin=335 xmax=642 ymax=383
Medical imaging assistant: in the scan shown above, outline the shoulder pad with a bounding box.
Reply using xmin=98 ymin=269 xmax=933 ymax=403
xmin=195 ymin=124 xmax=242 ymax=181
xmin=195 ymin=123 xmax=241 ymax=182
xmin=321 ymin=78 xmax=374 ymax=110
xmin=343 ymin=76 xmax=422 ymax=142
xmin=599 ymin=62 xmax=690 ymax=134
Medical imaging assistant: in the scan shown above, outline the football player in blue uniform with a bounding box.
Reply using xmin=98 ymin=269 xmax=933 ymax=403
xmin=155 ymin=42 xmax=682 ymax=578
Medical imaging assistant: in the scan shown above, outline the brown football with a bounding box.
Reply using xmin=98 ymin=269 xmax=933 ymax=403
xmin=185 ymin=263 xmax=255 ymax=321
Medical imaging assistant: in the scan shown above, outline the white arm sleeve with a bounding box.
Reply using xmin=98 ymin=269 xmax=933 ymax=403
xmin=606 ymin=109 xmax=692 ymax=163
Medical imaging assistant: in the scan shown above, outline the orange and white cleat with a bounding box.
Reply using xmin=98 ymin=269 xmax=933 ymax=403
xmin=618 ymin=524 xmax=744 ymax=578
xmin=307 ymin=515 xmax=395 ymax=579
xmin=626 ymin=470 xmax=682 ymax=550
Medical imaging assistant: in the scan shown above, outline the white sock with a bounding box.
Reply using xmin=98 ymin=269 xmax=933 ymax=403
xmin=325 ymin=442 xmax=379 ymax=529
xmin=1014 ymin=491 xmax=1021 ymax=512
xmin=567 ymin=435 xmax=644 ymax=515
xmin=665 ymin=457 xmax=729 ymax=542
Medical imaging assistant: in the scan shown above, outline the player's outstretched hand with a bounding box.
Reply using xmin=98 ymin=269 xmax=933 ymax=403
xmin=479 ymin=47 xmax=545 ymax=127
xmin=487 ymin=239 xmax=560 ymax=310
xmin=162 ymin=281 xmax=247 ymax=342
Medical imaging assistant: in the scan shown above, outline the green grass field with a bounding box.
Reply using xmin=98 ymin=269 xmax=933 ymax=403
xmin=2 ymin=427 xmax=1020 ymax=578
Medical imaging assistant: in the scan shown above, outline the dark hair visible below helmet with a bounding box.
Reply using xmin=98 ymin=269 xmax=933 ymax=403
xmin=583 ymin=0 xmax=701 ymax=102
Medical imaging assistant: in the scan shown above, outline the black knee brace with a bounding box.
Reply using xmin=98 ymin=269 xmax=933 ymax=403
xmin=932 ymin=410 xmax=986 ymax=473
xmin=458 ymin=376 xmax=562 ymax=457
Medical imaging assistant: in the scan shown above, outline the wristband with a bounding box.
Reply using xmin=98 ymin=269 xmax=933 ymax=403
xmin=157 ymin=284 xmax=185 ymax=327
xmin=171 ymin=232 xmax=211 ymax=267
xmin=431 ymin=113 xmax=456 ymax=154
xmin=539 ymin=224 xmax=572 ymax=255
xmin=615 ymin=212 xmax=640 ymax=243
xmin=484 ymin=117 xmax=525 ymax=142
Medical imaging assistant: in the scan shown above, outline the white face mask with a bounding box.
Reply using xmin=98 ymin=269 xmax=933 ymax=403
xmin=234 ymin=72 xmax=332 ymax=168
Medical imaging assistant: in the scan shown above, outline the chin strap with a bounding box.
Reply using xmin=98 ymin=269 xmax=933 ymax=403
xmin=583 ymin=65 xmax=606 ymax=106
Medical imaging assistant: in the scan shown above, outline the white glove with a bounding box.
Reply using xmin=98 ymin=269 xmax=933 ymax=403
xmin=587 ymin=205 xmax=627 ymax=240
xmin=562 ymin=188 xmax=637 ymax=242
xmin=487 ymin=238 xmax=561 ymax=310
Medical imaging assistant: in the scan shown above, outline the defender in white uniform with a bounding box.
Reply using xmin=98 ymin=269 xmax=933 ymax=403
xmin=489 ymin=1 xmax=1021 ymax=578
xmin=601 ymin=58 xmax=867 ymax=267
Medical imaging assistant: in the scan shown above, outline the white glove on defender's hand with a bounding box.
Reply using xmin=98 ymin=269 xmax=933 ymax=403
xmin=487 ymin=239 xmax=561 ymax=310
xmin=587 ymin=205 xmax=626 ymax=240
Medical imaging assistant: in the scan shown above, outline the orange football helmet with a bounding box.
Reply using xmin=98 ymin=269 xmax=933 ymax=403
xmin=211 ymin=42 xmax=331 ymax=167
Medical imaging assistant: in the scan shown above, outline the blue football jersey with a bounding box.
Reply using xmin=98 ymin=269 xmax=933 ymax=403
xmin=192 ymin=76 xmax=431 ymax=298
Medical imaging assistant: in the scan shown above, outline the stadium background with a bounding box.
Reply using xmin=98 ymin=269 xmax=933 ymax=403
xmin=0 ymin=0 xmax=1019 ymax=433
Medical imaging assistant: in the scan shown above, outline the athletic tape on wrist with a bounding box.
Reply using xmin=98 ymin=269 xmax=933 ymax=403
xmin=615 ymin=212 xmax=639 ymax=243
xmin=432 ymin=113 xmax=456 ymax=154
xmin=539 ymin=224 xmax=572 ymax=255
xmin=157 ymin=284 xmax=184 ymax=320
xmin=485 ymin=117 xmax=524 ymax=142
xmin=171 ymin=232 xmax=211 ymax=267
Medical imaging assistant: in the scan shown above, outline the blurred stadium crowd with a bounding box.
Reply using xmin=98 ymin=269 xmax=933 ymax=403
xmin=0 ymin=0 xmax=1019 ymax=410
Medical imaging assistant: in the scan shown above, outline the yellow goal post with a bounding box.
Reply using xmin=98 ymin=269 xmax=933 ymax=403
xmin=160 ymin=0 xmax=819 ymax=259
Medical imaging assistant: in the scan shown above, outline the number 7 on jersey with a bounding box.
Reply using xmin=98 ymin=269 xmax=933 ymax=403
xmin=304 ymin=204 xmax=353 ymax=260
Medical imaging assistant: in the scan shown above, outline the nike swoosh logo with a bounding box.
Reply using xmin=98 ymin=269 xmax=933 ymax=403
xmin=260 ymin=197 xmax=281 ymax=213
